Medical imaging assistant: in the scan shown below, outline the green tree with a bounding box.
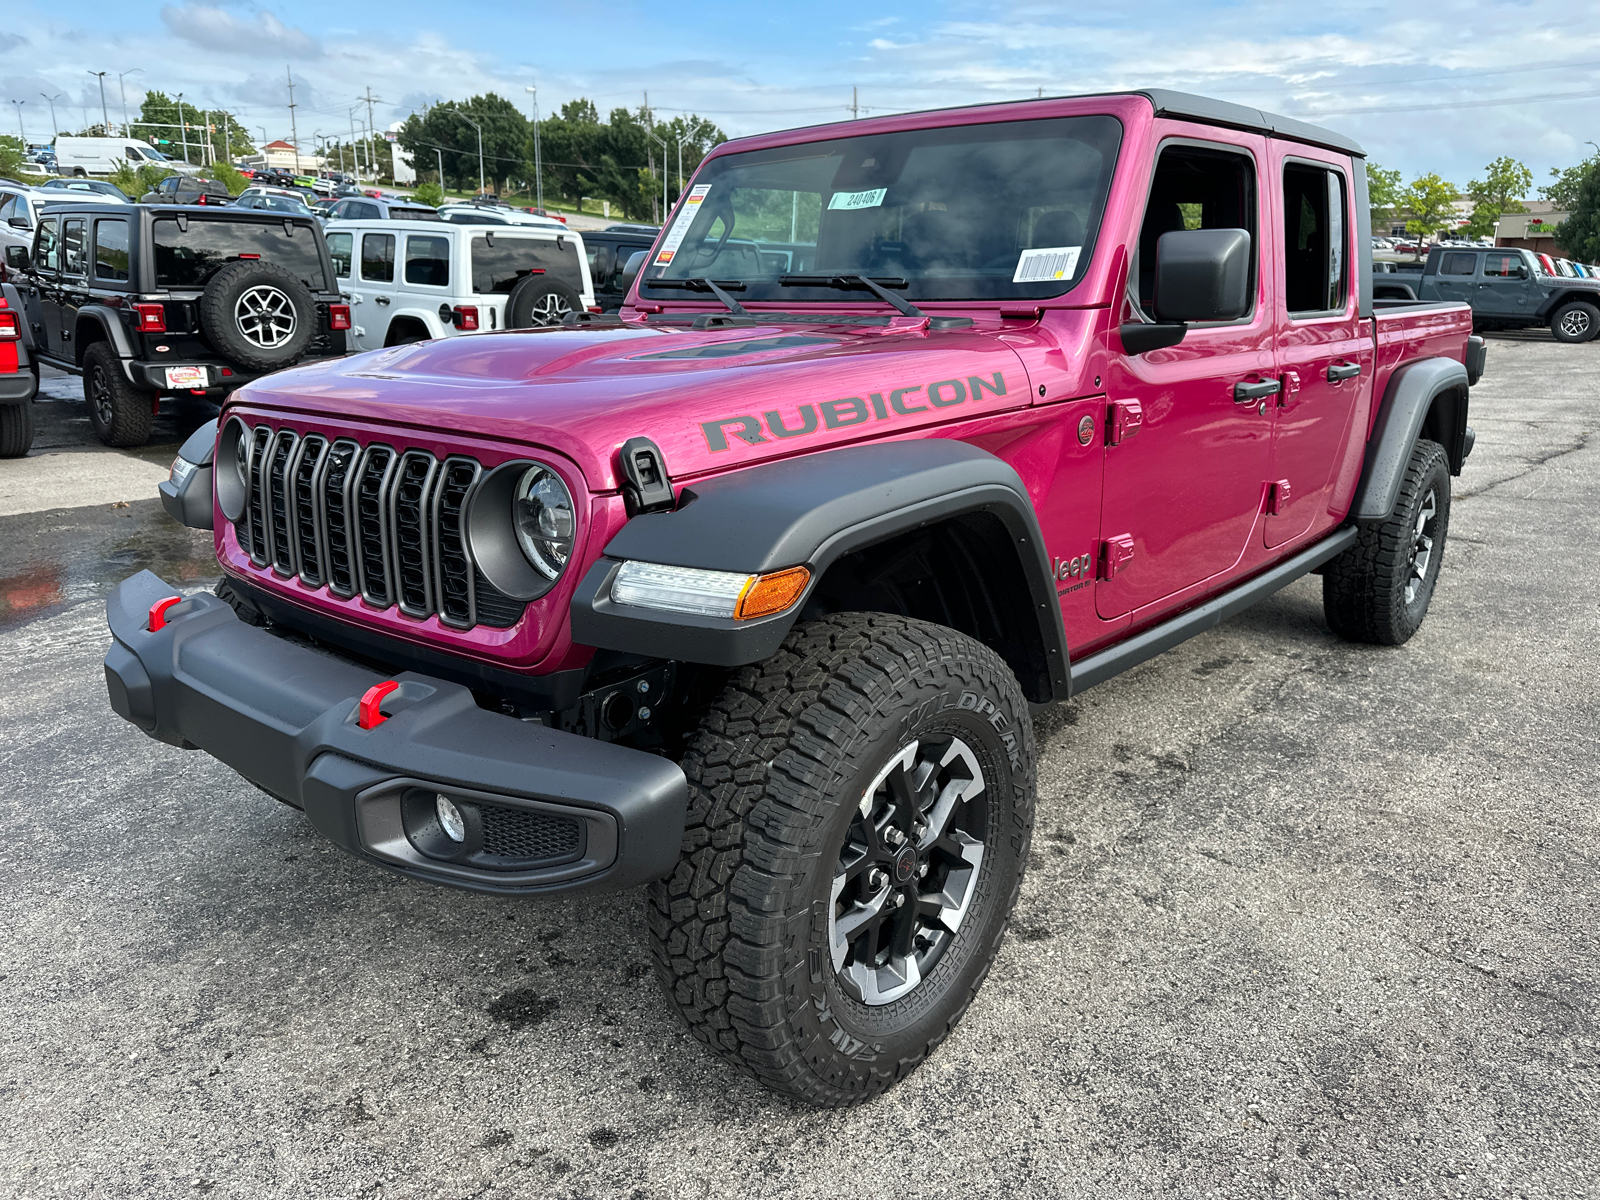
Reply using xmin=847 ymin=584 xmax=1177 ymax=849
xmin=1553 ymin=160 xmax=1600 ymax=261
xmin=1541 ymin=153 xmax=1600 ymax=212
xmin=1366 ymin=162 xmax=1403 ymax=228
xmin=133 ymin=91 xmax=253 ymax=167
xmin=397 ymin=93 xmax=528 ymax=195
xmin=1462 ymin=155 xmax=1531 ymax=238
xmin=411 ymin=180 xmax=444 ymax=207
xmin=1401 ymin=173 xmax=1459 ymax=252
xmin=0 ymin=134 xmax=23 ymax=179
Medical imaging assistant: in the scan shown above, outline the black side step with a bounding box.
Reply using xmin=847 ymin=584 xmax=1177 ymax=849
xmin=1068 ymin=527 xmax=1358 ymax=695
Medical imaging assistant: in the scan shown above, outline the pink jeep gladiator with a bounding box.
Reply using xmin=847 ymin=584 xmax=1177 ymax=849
xmin=108 ymin=90 xmax=1484 ymax=1106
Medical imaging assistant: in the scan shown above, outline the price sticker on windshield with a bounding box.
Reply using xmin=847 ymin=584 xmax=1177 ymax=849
xmin=827 ymin=188 xmax=888 ymax=211
xmin=1013 ymin=246 xmax=1082 ymax=283
xmin=655 ymin=183 xmax=714 ymax=265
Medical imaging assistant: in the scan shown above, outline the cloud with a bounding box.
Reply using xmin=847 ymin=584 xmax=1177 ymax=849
xmin=159 ymin=4 xmax=321 ymax=59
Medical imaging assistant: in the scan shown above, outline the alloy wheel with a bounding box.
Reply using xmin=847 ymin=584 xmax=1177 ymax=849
xmin=1560 ymin=309 xmax=1592 ymax=339
xmin=526 ymin=291 xmax=573 ymax=327
xmin=1405 ymin=487 xmax=1438 ymax=605
xmin=88 ymin=364 xmax=115 ymax=427
xmin=235 ymin=284 xmax=297 ymax=348
xmin=829 ymin=736 xmax=987 ymax=1006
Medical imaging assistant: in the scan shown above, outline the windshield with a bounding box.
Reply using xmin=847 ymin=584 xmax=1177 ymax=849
xmin=640 ymin=114 xmax=1122 ymax=304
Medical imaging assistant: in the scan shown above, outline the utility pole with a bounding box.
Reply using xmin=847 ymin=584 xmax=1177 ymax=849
xmin=202 ymin=109 xmax=211 ymax=166
xmin=435 ymin=147 xmax=444 ymax=190
xmin=88 ymin=71 xmax=109 ymax=133
xmin=117 ymin=68 xmax=142 ymax=137
xmin=851 ymin=86 xmax=858 ymax=119
xmin=176 ymin=92 xmax=189 ymax=164
xmin=39 ymin=93 xmax=62 ymax=140
xmin=8 ymin=100 xmax=24 ymax=145
xmin=364 ymin=86 xmax=378 ymax=149
xmin=349 ymin=107 xmax=363 ymax=179
xmin=286 ymin=67 xmax=302 ymax=173
xmin=456 ymin=109 xmax=485 ymax=196
xmin=525 ymin=84 xmax=543 ymax=208
xmin=643 ymin=91 xmax=666 ymax=223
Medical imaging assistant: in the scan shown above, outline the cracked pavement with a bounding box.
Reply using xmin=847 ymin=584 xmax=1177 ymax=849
xmin=0 ymin=337 xmax=1596 ymax=1199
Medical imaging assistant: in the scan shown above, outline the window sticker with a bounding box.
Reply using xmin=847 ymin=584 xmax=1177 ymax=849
xmin=827 ymin=187 xmax=888 ymax=211
xmin=654 ymin=183 xmax=714 ymax=265
xmin=1013 ymin=246 xmax=1082 ymax=283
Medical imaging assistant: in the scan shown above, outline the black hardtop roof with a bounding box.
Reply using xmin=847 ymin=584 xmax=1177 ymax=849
xmin=1130 ymin=90 xmax=1364 ymax=158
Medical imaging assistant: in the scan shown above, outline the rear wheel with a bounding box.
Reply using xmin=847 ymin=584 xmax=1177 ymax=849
xmin=647 ymin=613 xmax=1035 ymax=1106
xmin=0 ymin=402 xmax=34 ymax=457
xmin=1550 ymin=301 xmax=1600 ymax=344
xmin=1323 ymin=438 xmax=1451 ymax=645
xmin=82 ymin=342 xmax=154 ymax=448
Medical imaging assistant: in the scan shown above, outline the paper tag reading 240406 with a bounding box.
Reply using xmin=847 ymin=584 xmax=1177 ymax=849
xmin=827 ymin=188 xmax=888 ymax=211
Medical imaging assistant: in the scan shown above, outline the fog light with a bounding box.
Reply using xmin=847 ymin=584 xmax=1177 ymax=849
xmin=435 ymin=794 xmax=466 ymax=842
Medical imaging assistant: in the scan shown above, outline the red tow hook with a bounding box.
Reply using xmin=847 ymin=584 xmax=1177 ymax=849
xmin=358 ymin=680 xmax=401 ymax=730
xmin=147 ymin=595 xmax=183 ymax=632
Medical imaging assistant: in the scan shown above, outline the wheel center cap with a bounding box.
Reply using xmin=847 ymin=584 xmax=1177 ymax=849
xmin=892 ymin=847 xmax=918 ymax=885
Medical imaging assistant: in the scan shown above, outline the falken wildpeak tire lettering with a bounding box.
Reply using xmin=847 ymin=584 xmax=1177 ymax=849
xmin=82 ymin=341 xmax=154 ymax=448
xmin=197 ymin=260 xmax=316 ymax=372
xmin=646 ymin=612 xmax=1035 ymax=1107
xmin=1322 ymin=438 xmax=1451 ymax=646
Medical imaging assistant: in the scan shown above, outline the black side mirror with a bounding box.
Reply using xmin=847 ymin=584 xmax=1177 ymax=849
xmin=620 ymin=250 xmax=649 ymax=288
xmin=1152 ymin=228 xmax=1253 ymax=323
xmin=5 ymin=245 xmax=28 ymax=269
xmin=8 ymin=216 xmax=29 ymax=229
xmin=1516 ymin=265 xmax=1529 ymax=278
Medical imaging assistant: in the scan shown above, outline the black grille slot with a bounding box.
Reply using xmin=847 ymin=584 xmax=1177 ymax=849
xmin=392 ymin=451 xmax=438 ymax=618
xmin=472 ymin=567 xmax=525 ymax=628
xmin=291 ymin=435 xmax=327 ymax=586
xmin=433 ymin=458 xmax=479 ymax=628
xmin=321 ymin=440 xmax=360 ymax=597
xmin=478 ymin=805 xmax=582 ymax=864
xmin=245 ymin=426 xmax=273 ymax=565
xmin=355 ymin=446 xmax=397 ymax=608
xmin=267 ymin=431 xmax=298 ymax=576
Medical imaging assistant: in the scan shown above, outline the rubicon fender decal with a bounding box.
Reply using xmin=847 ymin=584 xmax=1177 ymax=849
xmin=701 ymin=371 xmax=1010 ymax=452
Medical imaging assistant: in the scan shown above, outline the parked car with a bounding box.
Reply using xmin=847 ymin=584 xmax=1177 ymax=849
xmin=581 ymin=226 xmax=656 ymax=310
xmin=15 ymin=161 xmax=50 ymax=180
xmin=0 ymin=185 xmax=102 ymax=263
xmin=2 ymin=203 xmax=349 ymax=446
xmin=324 ymin=195 xmax=441 ymax=221
xmin=39 ymin=178 xmax=132 ymax=202
xmin=437 ymin=203 xmax=564 ymax=229
xmin=0 ymin=278 xmax=39 ymax=456
xmin=131 ymin=89 xmax=1484 ymax=1108
xmin=55 ymin=136 xmax=198 ymax=177
xmin=323 ymin=218 xmax=593 ymax=349
xmin=233 ymin=193 xmax=321 ymax=220
xmin=139 ymin=175 xmax=235 ymax=206
xmin=1416 ymin=244 xmax=1600 ymax=341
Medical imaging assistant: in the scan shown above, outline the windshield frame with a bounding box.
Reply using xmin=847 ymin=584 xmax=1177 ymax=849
xmin=639 ymin=112 xmax=1124 ymax=307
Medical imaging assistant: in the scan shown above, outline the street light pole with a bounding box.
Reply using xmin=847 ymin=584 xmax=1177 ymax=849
xmin=534 ymin=91 xmax=545 ymax=207
xmin=117 ymin=68 xmax=142 ymax=137
xmin=175 ymin=92 xmax=190 ymax=164
xmin=435 ymin=147 xmax=444 ymax=189
xmin=88 ymin=71 xmax=109 ymax=133
xmin=8 ymin=100 xmax=25 ymax=145
xmin=39 ymin=93 xmax=62 ymax=140
xmin=457 ymin=110 xmax=485 ymax=196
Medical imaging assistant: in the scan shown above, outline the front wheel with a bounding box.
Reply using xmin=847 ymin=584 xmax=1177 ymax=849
xmin=647 ymin=613 xmax=1036 ymax=1107
xmin=1550 ymin=301 xmax=1600 ymax=344
xmin=82 ymin=342 xmax=154 ymax=448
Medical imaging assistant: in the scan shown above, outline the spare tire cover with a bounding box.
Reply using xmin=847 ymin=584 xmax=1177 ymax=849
xmin=198 ymin=259 xmax=316 ymax=372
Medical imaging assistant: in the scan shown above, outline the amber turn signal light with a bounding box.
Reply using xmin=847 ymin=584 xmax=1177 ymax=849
xmin=734 ymin=566 xmax=810 ymax=621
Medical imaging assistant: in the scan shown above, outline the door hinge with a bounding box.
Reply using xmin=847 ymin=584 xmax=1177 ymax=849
xmin=1098 ymin=534 xmax=1135 ymax=580
xmin=1266 ymin=479 xmax=1292 ymax=515
xmin=1107 ymin=398 xmax=1143 ymax=445
xmin=1279 ymin=369 xmax=1300 ymax=405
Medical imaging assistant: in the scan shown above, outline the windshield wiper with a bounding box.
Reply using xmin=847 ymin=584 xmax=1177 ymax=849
xmin=644 ymin=277 xmax=749 ymax=316
xmin=778 ymin=274 xmax=924 ymax=318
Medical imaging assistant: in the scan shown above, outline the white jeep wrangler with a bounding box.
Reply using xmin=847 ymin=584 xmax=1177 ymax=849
xmin=324 ymin=219 xmax=597 ymax=349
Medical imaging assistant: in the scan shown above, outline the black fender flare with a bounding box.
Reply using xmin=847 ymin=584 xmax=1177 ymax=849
xmin=570 ymin=439 xmax=1071 ymax=701
xmin=74 ymin=305 xmax=138 ymax=367
xmin=1534 ymin=289 xmax=1600 ymax=322
xmin=1351 ymin=357 xmax=1470 ymax=523
xmin=157 ymin=418 xmax=218 ymax=530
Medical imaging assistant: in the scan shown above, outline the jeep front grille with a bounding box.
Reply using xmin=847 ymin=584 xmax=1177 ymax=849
xmin=234 ymin=425 xmax=524 ymax=630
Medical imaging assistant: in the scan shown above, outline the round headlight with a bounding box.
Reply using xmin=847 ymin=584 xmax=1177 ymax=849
xmin=512 ymin=465 xmax=574 ymax=580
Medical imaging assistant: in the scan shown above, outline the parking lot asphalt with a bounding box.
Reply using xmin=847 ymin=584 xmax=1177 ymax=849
xmin=0 ymin=341 xmax=1596 ymax=1200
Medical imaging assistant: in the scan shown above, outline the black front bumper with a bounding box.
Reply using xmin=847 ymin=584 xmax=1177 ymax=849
xmin=103 ymin=570 xmax=688 ymax=896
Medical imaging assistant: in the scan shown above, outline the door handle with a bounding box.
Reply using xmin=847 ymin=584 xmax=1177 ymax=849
xmin=374 ymin=296 xmax=390 ymax=306
xmin=1233 ymin=379 xmax=1282 ymax=403
xmin=1327 ymin=362 xmax=1361 ymax=382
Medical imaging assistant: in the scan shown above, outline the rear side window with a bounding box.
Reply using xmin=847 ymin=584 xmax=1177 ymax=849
xmin=1282 ymin=162 xmax=1348 ymax=315
xmin=151 ymin=218 xmax=327 ymax=290
xmin=1483 ymin=253 xmax=1521 ymax=278
xmin=405 ymin=235 xmax=450 ymax=286
xmin=326 ymin=232 xmax=352 ymax=279
xmin=361 ymin=233 xmax=395 ymax=282
xmin=470 ymin=235 xmax=581 ymax=294
xmin=62 ymin=218 xmax=88 ymax=277
xmin=1440 ymin=252 xmax=1477 ymax=276
xmin=94 ymin=218 xmax=131 ymax=281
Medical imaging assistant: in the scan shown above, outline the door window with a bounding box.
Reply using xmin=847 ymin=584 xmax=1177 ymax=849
xmin=34 ymin=217 xmax=60 ymax=272
xmin=62 ymin=218 xmax=88 ymax=277
xmin=94 ymin=218 xmax=131 ymax=281
xmin=1137 ymin=144 xmax=1258 ymax=316
xmin=361 ymin=233 xmax=395 ymax=282
xmin=326 ymin=232 xmax=352 ymax=279
xmin=1440 ymin=252 xmax=1477 ymax=277
xmin=404 ymin=235 xmax=450 ymax=286
xmin=1483 ymin=252 xmax=1521 ymax=277
xmin=0 ymin=193 xmax=16 ymax=223
xmin=1282 ymin=162 xmax=1348 ymax=315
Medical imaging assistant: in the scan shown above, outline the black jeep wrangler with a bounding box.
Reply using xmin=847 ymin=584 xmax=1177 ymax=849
xmin=3 ymin=204 xmax=349 ymax=448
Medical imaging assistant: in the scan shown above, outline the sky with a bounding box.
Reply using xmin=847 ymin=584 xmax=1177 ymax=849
xmin=3 ymin=0 xmax=1599 ymax=193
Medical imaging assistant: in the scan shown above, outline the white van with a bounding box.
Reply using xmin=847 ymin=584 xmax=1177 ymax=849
xmin=324 ymin=219 xmax=595 ymax=351
xmin=53 ymin=137 xmax=199 ymax=178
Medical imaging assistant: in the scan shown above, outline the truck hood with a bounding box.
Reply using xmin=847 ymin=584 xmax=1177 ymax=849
xmin=237 ymin=316 xmax=1041 ymax=490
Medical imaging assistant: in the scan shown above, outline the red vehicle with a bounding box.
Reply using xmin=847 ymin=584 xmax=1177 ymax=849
xmin=107 ymin=90 xmax=1484 ymax=1106
xmin=0 ymin=281 xmax=39 ymax=455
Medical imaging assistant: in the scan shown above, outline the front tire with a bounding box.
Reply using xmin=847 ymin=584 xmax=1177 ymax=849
xmin=82 ymin=342 xmax=154 ymax=448
xmin=647 ymin=613 xmax=1035 ymax=1107
xmin=1323 ymin=438 xmax=1451 ymax=645
xmin=1550 ymin=300 xmax=1600 ymax=344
